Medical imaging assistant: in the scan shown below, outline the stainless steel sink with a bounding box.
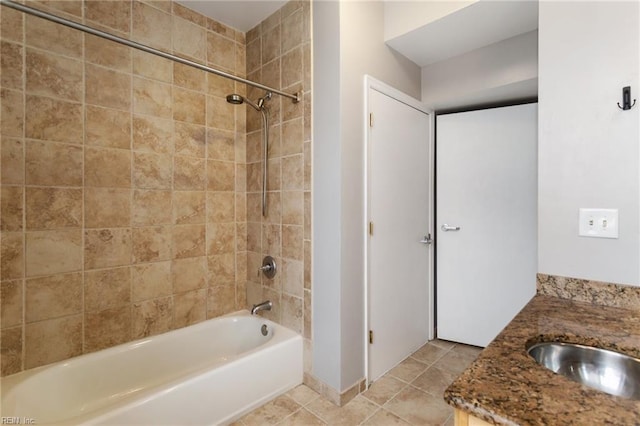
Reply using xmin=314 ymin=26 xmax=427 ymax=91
xmin=527 ymin=342 xmax=640 ymax=400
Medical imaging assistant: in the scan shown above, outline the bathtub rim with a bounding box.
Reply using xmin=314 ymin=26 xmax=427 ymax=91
xmin=1 ymin=310 xmax=301 ymax=424
xmin=1 ymin=309 xmax=283 ymax=381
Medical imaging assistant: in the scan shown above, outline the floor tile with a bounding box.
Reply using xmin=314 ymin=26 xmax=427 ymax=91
xmin=239 ymin=339 xmax=481 ymax=425
xmin=431 ymin=350 xmax=477 ymax=375
xmin=443 ymin=414 xmax=455 ymax=426
xmin=451 ymin=343 xmax=483 ymax=359
xmin=306 ymin=395 xmax=378 ymax=426
xmin=411 ymin=366 xmax=458 ymax=397
xmin=240 ymin=395 xmax=301 ymax=426
xmin=384 ymin=386 xmax=452 ymax=425
xmin=362 ymin=409 xmax=411 ymax=425
xmin=409 ymin=343 xmax=448 ymax=365
xmin=276 ymin=408 xmax=326 ymax=425
xmin=286 ymin=384 xmax=321 ymax=406
xmin=387 ymin=356 xmax=429 ymax=383
xmin=428 ymin=339 xmax=456 ymax=350
xmin=362 ymin=375 xmax=407 ymax=406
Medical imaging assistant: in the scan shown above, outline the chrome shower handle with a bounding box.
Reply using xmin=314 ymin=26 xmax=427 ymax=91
xmin=257 ymin=256 xmax=277 ymax=279
xmin=441 ymin=224 xmax=461 ymax=232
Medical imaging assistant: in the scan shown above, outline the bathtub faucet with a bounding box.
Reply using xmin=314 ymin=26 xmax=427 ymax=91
xmin=251 ymin=300 xmax=272 ymax=315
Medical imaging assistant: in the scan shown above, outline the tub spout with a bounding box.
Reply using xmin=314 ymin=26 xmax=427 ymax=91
xmin=251 ymin=300 xmax=272 ymax=315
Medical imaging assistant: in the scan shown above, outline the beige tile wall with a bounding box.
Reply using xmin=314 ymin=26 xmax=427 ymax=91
xmin=243 ymin=1 xmax=312 ymax=374
xmin=0 ymin=0 xmax=254 ymax=375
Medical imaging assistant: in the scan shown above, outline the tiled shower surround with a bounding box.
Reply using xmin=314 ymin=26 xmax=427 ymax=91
xmin=0 ymin=0 xmax=312 ymax=377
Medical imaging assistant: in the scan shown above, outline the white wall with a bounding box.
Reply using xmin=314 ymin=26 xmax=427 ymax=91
xmin=538 ymin=1 xmax=640 ymax=286
xmin=311 ymin=0 xmax=342 ymax=390
xmin=383 ymin=0 xmax=475 ymax=41
xmin=313 ymin=0 xmax=421 ymax=392
xmin=421 ymin=31 xmax=538 ymax=111
xmin=338 ymin=0 xmax=421 ymax=390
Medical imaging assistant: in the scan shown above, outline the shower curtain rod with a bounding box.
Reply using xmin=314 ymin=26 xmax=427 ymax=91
xmin=0 ymin=0 xmax=300 ymax=103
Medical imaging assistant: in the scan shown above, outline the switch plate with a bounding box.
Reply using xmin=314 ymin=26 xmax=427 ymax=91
xmin=578 ymin=208 xmax=619 ymax=239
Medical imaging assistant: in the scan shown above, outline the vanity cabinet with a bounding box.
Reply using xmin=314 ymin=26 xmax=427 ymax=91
xmin=454 ymin=409 xmax=493 ymax=426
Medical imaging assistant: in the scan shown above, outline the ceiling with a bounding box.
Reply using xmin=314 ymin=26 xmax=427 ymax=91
xmin=177 ymin=0 xmax=287 ymax=32
xmin=178 ymin=1 xmax=538 ymax=65
xmin=385 ymin=0 xmax=539 ymax=67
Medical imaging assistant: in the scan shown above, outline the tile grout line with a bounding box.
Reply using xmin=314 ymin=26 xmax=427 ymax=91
xmin=406 ymin=345 xmax=454 ymax=373
xmin=368 ymin=343 xmax=465 ymax=425
xmin=359 ymin=379 xmax=416 ymax=425
xmin=357 ymin=406 xmax=383 ymax=426
xmin=443 ymin=413 xmax=454 ymax=426
xmin=361 ymin=377 xmax=411 ymax=411
xmin=238 ymin=343 xmax=479 ymax=425
xmin=272 ymin=406 xmax=300 ymax=426
xmin=406 ymin=381 xmax=445 ymax=400
xmin=373 ymin=379 xmax=420 ymax=426
xmin=382 ymin=404 xmax=416 ymax=426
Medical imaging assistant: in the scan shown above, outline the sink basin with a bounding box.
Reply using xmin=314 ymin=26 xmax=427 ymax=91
xmin=528 ymin=342 xmax=640 ymax=400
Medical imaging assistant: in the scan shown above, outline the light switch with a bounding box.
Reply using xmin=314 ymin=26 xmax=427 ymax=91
xmin=578 ymin=208 xmax=619 ymax=239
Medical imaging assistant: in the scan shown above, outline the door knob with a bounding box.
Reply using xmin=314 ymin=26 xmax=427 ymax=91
xmin=441 ymin=224 xmax=461 ymax=232
xmin=419 ymin=234 xmax=432 ymax=245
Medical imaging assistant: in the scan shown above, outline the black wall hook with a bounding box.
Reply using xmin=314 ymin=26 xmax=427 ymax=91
xmin=617 ymin=86 xmax=636 ymax=110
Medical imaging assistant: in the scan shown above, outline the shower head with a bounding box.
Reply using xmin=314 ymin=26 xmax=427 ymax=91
xmin=226 ymin=94 xmax=244 ymax=105
xmin=226 ymin=92 xmax=270 ymax=112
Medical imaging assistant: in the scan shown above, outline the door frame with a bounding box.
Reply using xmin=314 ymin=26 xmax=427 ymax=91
xmin=363 ymin=75 xmax=435 ymax=385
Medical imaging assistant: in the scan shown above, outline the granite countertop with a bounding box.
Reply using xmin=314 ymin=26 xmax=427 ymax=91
xmin=444 ymin=293 xmax=640 ymax=425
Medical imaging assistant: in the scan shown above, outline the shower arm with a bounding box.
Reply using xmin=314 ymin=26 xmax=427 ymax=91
xmin=0 ymin=0 xmax=301 ymax=104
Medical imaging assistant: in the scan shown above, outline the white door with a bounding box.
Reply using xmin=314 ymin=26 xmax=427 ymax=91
xmin=367 ymin=82 xmax=432 ymax=382
xmin=436 ymin=103 xmax=537 ymax=347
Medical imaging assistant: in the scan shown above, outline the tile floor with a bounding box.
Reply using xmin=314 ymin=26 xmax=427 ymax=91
xmin=232 ymin=339 xmax=482 ymax=426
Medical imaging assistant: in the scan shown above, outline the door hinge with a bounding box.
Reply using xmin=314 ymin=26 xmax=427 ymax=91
xmin=369 ymin=112 xmax=374 ymax=127
xmin=369 ymin=330 xmax=374 ymax=344
xmin=369 ymin=221 xmax=374 ymax=236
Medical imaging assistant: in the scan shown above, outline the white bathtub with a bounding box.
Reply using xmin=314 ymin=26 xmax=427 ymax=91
xmin=1 ymin=311 xmax=303 ymax=425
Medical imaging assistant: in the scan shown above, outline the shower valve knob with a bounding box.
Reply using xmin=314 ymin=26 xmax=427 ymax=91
xmin=258 ymin=256 xmax=277 ymax=279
